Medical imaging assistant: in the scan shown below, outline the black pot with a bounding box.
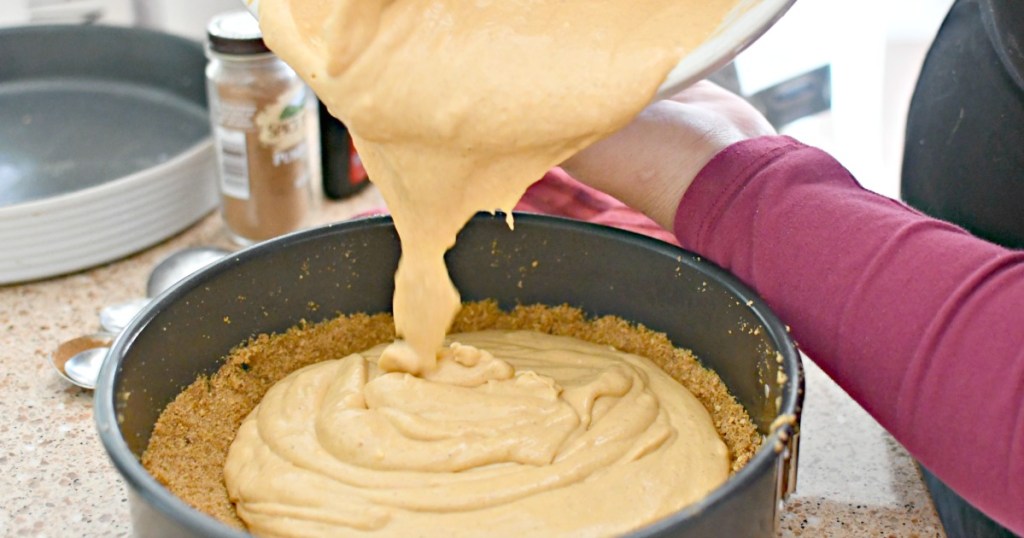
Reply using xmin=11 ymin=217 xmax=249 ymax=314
xmin=95 ymin=213 xmax=803 ymax=537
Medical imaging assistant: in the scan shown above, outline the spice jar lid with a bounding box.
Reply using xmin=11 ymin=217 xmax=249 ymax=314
xmin=207 ymin=11 xmax=271 ymax=55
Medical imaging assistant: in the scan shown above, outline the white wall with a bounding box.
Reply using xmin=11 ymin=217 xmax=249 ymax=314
xmin=132 ymin=0 xmax=241 ymax=41
xmin=733 ymin=0 xmax=954 ymax=198
xmin=0 ymin=0 xmax=241 ymax=40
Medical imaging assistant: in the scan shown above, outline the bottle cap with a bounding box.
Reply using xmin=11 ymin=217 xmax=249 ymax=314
xmin=207 ymin=11 xmax=271 ymax=55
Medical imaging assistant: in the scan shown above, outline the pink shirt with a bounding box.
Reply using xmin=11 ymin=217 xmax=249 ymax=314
xmin=673 ymin=136 xmax=1024 ymax=533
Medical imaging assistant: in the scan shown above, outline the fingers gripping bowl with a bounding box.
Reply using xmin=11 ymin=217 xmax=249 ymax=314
xmin=95 ymin=214 xmax=802 ymax=538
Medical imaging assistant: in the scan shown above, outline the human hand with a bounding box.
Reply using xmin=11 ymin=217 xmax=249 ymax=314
xmin=561 ymin=81 xmax=775 ymax=230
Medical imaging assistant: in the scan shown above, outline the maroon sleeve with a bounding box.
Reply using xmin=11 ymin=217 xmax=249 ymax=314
xmin=674 ymin=136 xmax=1024 ymax=533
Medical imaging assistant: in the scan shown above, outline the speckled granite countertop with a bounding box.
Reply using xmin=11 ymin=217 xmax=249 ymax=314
xmin=0 ymin=188 xmax=944 ymax=537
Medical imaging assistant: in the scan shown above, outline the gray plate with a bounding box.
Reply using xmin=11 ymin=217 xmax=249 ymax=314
xmin=0 ymin=24 xmax=210 ymax=207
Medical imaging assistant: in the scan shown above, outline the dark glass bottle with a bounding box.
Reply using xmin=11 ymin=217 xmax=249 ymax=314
xmin=319 ymin=101 xmax=369 ymax=200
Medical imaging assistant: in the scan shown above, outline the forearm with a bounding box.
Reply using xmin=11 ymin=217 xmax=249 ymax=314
xmin=675 ymin=136 xmax=1024 ymax=532
xmin=561 ymin=81 xmax=775 ymax=230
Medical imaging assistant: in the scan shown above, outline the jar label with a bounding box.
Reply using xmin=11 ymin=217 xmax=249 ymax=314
xmin=214 ymin=126 xmax=251 ymax=200
xmin=256 ymin=85 xmax=309 ymax=155
xmin=208 ymin=76 xmax=313 ymax=243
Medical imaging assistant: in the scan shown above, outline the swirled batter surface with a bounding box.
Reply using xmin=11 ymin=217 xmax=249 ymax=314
xmin=225 ymin=330 xmax=728 ymax=537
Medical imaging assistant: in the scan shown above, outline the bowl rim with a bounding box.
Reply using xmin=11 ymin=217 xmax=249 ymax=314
xmin=95 ymin=213 xmax=803 ymax=537
xmin=655 ymin=0 xmax=797 ymax=100
xmin=239 ymin=0 xmax=797 ymax=102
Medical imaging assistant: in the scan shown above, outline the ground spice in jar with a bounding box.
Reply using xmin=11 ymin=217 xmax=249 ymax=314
xmin=205 ymin=11 xmax=313 ymax=244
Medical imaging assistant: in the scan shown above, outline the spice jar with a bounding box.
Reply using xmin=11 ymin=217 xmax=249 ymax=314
xmin=205 ymin=10 xmax=313 ymax=245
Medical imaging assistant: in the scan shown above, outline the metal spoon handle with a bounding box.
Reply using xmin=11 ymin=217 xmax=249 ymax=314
xmin=99 ymin=298 xmax=150 ymax=334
